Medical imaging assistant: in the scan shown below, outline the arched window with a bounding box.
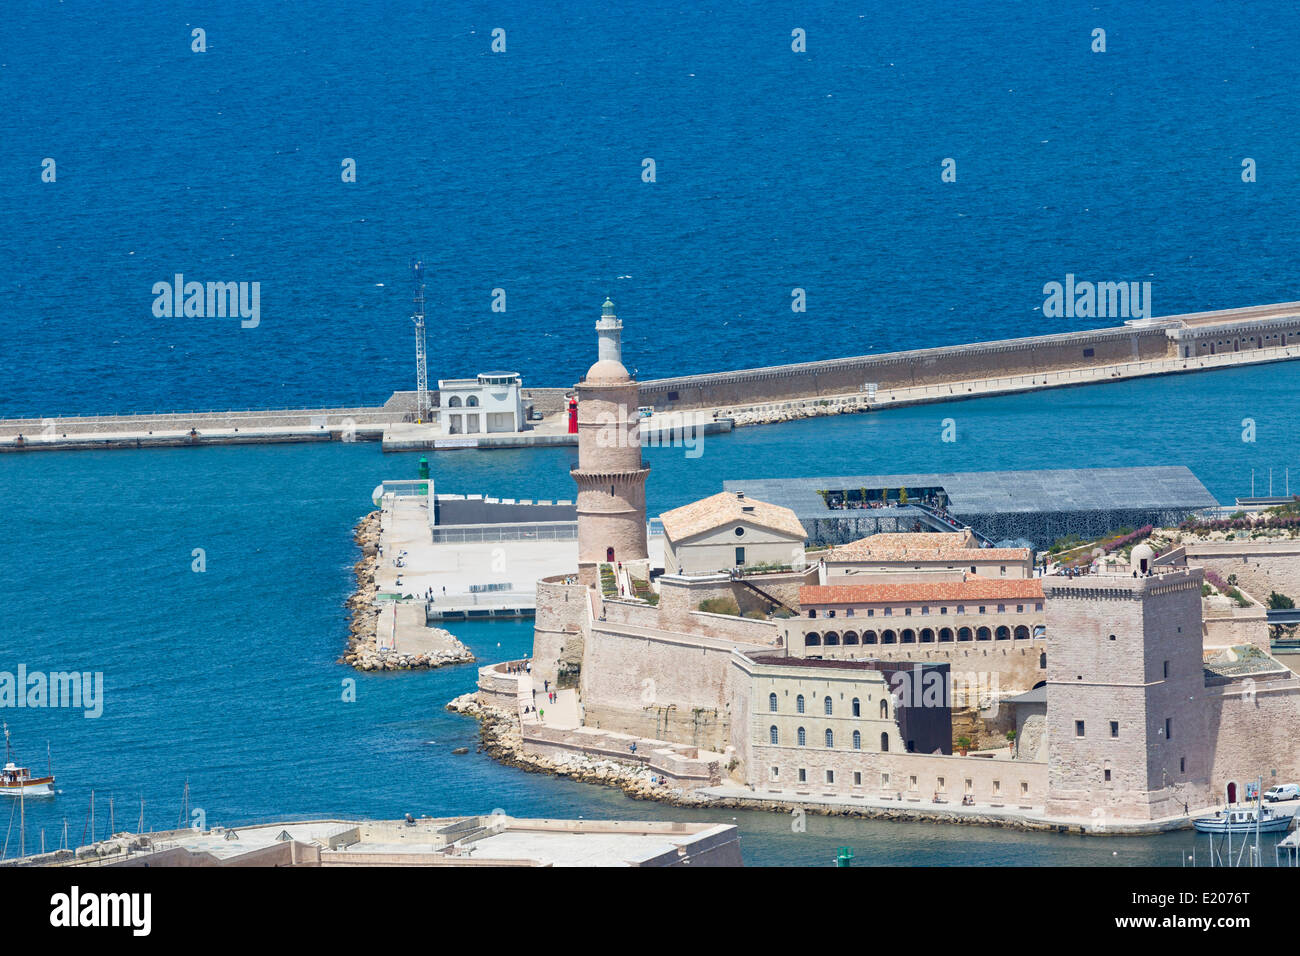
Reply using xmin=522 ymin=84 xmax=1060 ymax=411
xmin=769 ymin=725 xmax=779 ymax=745
xmin=852 ymin=730 xmax=861 ymax=750
xmin=796 ymin=695 xmax=805 ymax=714
xmin=939 ymin=627 xmax=954 ymax=642
xmin=823 ymin=696 xmax=833 ymax=716
xmin=797 ymin=726 xmax=806 ymax=747
xmin=863 ymin=630 xmax=878 ymax=645
xmin=851 ymin=697 xmax=861 ymax=717
xmin=976 ymin=626 xmax=992 ymax=641
xmin=995 ymin=626 xmax=1011 ymax=641
xmin=824 ymin=631 xmax=840 ymax=646
xmin=448 ymin=395 xmax=462 ymax=407
xmin=920 ymin=628 xmax=935 ymax=643
xmin=1014 ymin=625 xmax=1030 ymax=640
xmin=880 ymin=699 xmax=889 ymax=719
xmin=843 ymin=631 xmax=859 ymax=645
xmin=768 ymin=692 xmax=778 ymax=712
xmin=901 ymin=628 xmax=916 ymax=643
xmin=805 ymin=632 xmax=821 ymax=647
xmin=880 ymin=732 xmax=890 ymax=752
xmin=881 ymin=629 xmax=897 ymax=644
xmin=825 ymin=729 xmax=834 ymax=748
xmin=958 ymin=627 xmax=973 ymax=642
xmin=1039 ymin=652 xmax=1047 ymax=669
xmin=466 ymin=395 xmax=479 ymax=407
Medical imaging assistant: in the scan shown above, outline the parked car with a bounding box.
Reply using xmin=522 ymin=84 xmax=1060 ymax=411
xmin=1263 ymin=784 xmax=1300 ymax=802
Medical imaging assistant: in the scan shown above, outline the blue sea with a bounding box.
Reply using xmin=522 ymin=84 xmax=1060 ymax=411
xmin=2 ymin=0 xmax=1299 ymax=865
xmin=2 ymin=0 xmax=1300 ymax=415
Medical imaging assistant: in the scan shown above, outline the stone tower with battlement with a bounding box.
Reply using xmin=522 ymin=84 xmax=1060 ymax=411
xmin=1042 ymin=567 xmax=1208 ymax=823
xmin=573 ymin=299 xmax=649 ymax=586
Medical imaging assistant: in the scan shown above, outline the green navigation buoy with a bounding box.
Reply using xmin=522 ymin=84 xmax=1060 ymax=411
xmin=418 ymin=456 xmax=429 ymax=479
xmin=835 ymin=846 xmax=854 ymax=867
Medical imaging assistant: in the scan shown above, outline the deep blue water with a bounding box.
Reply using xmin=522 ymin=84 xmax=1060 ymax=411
xmin=3 ymin=0 xmax=1300 ymax=415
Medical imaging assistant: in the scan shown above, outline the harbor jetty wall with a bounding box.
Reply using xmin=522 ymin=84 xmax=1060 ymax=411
xmin=636 ymin=304 xmax=1300 ymax=411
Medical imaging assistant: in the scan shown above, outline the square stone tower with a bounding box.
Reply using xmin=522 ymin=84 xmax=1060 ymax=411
xmin=1042 ymin=566 xmax=1207 ymax=822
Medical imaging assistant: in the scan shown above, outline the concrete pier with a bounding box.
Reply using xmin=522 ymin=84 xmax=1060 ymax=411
xmin=4 ymin=300 xmax=1298 ymax=453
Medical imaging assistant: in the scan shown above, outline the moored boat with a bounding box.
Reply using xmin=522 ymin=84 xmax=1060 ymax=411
xmin=0 ymin=724 xmax=55 ymax=797
xmin=1192 ymin=805 xmax=1293 ymax=834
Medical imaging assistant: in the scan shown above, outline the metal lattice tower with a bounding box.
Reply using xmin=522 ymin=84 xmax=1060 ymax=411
xmin=411 ymin=259 xmax=428 ymax=423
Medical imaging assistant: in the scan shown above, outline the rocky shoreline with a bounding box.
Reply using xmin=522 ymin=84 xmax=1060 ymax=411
xmin=446 ymin=692 xmax=711 ymax=806
xmin=342 ymin=510 xmax=475 ymax=671
xmin=726 ymin=396 xmax=872 ymax=428
xmin=446 ymin=691 xmax=1170 ymax=835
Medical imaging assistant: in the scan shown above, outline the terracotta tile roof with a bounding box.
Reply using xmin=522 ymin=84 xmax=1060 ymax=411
xmin=800 ymin=579 xmax=1044 ymax=605
xmin=660 ymin=492 xmax=807 ymax=542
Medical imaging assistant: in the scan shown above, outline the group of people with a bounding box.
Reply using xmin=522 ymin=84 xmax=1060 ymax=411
xmin=503 ymin=660 xmax=529 ymax=675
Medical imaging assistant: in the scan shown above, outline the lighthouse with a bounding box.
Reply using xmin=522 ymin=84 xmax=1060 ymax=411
xmin=572 ymin=298 xmax=649 ymax=586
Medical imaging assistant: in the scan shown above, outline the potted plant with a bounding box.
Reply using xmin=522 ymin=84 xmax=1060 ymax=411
xmin=1006 ymin=729 xmax=1017 ymax=755
xmin=956 ymin=736 xmax=971 ymax=756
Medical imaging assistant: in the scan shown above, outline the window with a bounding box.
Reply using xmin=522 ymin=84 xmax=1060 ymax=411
xmin=997 ymin=604 xmax=1005 ymax=613
xmin=851 ymin=697 xmax=860 ymax=717
xmin=734 ymin=526 xmax=745 ymax=537
xmin=798 ymin=768 xmax=806 ymax=783
xmin=880 ymin=699 xmax=889 ymax=719
xmin=1180 ymin=757 xmax=1185 ymax=773
xmin=881 ymin=773 xmax=890 ymax=788
xmin=979 ymin=606 xmax=987 ymax=615
xmin=853 ymin=772 xmax=862 ymax=786
xmin=823 ymin=696 xmax=833 ymax=716
xmin=884 ymin=608 xmax=892 ymax=617
xmin=769 ymin=693 xmax=778 ymax=712
xmin=826 ymin=770 xmax=834 ymax=784
xmin=1163 ymin=660 xmax=1170 ymax=678
xmin=1021 ymin=782 xmax=1029 ymax=797
xmin=1110 ymin=721 xmax=1118 ymax=738
xmin=904 ymin=607 xmax=912 ymax=616
xmin=797 ymin=727 xmax=806 ymax=747
xmin=880 ymin=732 xmax=890 ymax=752
xmin=1016 ymin=604 xmax=1024 ymax=613
xmin=845 ymin=608 xmax=855 ymax=617
xmin=940 ymin=606 xmax=948 ymax=615
xmin=1104 ymin=769 xmax=1112 ymax=782
xmin=466 ymin=395 xmax=479 ymax=407
xmin=921 ymin=606 xmax=930 ymax=615
xmin=770 ymin=766 xmax=779 ymax=780
xmin=1165 ymin=718 xmax=1172 ymax=740
xmin=825 ymin=729 xmax=834 ymax=748
xmin=937 ymin=777 xmax=945 ymax=793
xmin=1108 ymin=633 xmax=1116 ymax=642
xmin=852 ymin=730 xmax=861 ymax=750
xmin=993 ymin=780 xmax=1001 ymax=796
xmin=770 ymin=726 xmax=779 ymax=744
xmin=867 ymin=608 xmax=874 ymax=617
xmin=796 ymin=695 xmax=805 ymax=714
xmin=735 ymin=546 xmax=745 ymax=565
xmin=1075 ymin=720 xmax=1085 ymax=737
xmin=956 ymin=605 xmax=965 ymax=615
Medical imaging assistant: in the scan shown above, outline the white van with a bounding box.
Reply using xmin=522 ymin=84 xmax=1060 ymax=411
xmin=1263 ymin=783 xmax=1300 ymax=802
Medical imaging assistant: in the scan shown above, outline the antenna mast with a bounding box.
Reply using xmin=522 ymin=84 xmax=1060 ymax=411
xmin=412 ymin=260 xmax=429 ymax=424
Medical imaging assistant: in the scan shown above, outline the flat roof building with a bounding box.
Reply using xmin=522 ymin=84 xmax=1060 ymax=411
xmin=725 ymin=466 xmax=1218 ymax=549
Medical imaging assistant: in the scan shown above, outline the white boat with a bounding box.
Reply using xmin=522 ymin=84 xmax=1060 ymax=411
xmin=1192 ymin=805 xmax=1293 ymax=834
xmin=0 ymin=724 xmax=55 ymax=797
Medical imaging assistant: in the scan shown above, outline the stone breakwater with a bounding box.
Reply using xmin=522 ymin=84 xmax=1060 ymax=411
xmin=445 ymin=693 xmax=710 ymax=806
xmin=342 ymin=511 xmax=475 ymax=671
xmin=727 ymin=397 xmax=872 ymax=427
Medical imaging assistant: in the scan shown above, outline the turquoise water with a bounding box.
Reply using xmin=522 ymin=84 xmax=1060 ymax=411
xmin=2 ymin=367 xmax=1297 ymax=864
